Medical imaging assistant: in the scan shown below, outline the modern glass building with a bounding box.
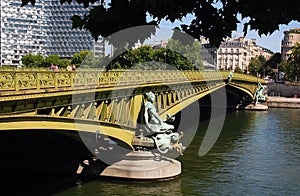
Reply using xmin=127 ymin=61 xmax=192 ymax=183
xmin=0 ymin=0 xmax=104 ymax=67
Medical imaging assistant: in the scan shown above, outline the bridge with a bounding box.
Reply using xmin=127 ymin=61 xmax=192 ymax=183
xmin=0 ymin=69 xmax=264 ymax=178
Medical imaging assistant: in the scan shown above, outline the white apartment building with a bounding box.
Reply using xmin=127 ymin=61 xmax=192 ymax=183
xmin=217 ymin=37 xmax=273 ymax=72
xmin=281 ymin=28 xmax=300 ymax=61
xmin=0 ymin=0 xmax=104 ymax=67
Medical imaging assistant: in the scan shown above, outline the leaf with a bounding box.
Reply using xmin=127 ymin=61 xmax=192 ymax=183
xmin=71 ymin=15 xmax=84 ymax=29
xmin=21 ymin=0 xmax=35 ymax=6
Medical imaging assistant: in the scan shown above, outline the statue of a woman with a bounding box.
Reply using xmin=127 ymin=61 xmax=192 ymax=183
xmin=144 ymin=91 xmax=174 ymax=133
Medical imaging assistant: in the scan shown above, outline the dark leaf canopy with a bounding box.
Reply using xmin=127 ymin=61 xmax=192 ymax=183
xmin=21 ymin=0 xmax=300 ymax=47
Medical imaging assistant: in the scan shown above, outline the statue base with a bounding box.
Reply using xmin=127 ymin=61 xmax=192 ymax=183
xmin=100 ymin=151 xmax=181 ymax=180
xmin=245 ymin=103 xmax=268 ymax=111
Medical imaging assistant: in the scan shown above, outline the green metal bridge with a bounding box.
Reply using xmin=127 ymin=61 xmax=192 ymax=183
xmin=0 ymin=69 xmax=264 ymax=148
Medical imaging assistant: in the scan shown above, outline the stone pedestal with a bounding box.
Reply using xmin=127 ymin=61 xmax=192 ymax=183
xmin=100 ymin=151 xmax=181 ymax=180
xmin=245 ymin=103 xmax=268 ymax=111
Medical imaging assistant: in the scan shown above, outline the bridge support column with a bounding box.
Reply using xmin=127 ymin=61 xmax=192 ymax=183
xmin=100 ymin=151 xmax=181 ymax=180
xmin=245 ymin=103 xmax=268 ymax=110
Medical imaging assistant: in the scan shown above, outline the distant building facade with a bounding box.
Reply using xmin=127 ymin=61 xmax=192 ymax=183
xmin=281 ymin=28 xmax=300 ymax=61
xmin=217 ymin=37 xmax=273 ymax=72
xmin=0 ymin=0 xmax=104 ymax=67
xmin=199 ymin=36 xmax=217 ymax=70
xmin=151 ymin=40 xmax=169 ymax=49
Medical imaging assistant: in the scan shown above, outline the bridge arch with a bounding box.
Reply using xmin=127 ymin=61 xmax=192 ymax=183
xmin=0 ymin=116 xmax=135 ymax=149
xmin=0 ymin=70 xmax=264 ymax=152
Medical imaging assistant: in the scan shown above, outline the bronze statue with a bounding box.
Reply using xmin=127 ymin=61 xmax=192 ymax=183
xmin=134 ymin=91 xmax=184 ymax=155
xmin=254 ymin=82 xmax=267 ymax=105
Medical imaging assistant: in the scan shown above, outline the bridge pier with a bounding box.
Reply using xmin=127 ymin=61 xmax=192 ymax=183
xmin=100 ymin=151 xmax=181 ymax=180
xmin=245 ymin=103 xmax=268 ymax=111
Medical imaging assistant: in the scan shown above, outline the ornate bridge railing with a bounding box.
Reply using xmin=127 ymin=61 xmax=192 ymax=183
xmin=0 ymin=69 xmax=263 ymax=93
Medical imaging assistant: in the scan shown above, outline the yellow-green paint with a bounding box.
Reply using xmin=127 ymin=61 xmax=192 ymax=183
xmin=0 ymin=116 xmax=135 ymax=149
xmin=227 ymin=83 xmax=254 ymax=99
xmin=0 ymin=70 xmax=264 ymax=148
xmin=160 ymin=83 xmax=226 ymax=118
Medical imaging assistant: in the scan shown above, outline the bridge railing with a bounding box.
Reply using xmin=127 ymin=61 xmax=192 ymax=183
xmin=0 ymin=69 xmax=263 ymax=92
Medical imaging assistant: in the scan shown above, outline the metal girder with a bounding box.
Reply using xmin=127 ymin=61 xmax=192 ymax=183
xmin=0 ymin=70 xmax=263 ymax=146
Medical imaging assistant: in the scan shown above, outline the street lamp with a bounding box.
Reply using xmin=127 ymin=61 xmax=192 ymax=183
xmin=164 ymin=52 xmax=166 ymax=63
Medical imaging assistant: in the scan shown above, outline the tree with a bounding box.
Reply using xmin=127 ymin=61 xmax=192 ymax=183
xmin=234 ymin=66 xmax=243 ymax=73
xmin=59 ymin=59 xmax=71 ymax=68
xmin=80 ymin=51 xmax=97 ymax=68
xmin=22 ymin=0 xmax=300 ymax=48
xmin=167 ymin=39 xmax=204 ymax=70
xmin=71 ymin=50 xmax=90 ymax=67
xmin=42 ymin=54 xmax=60 ymax=67
xmin=257 ymin=55 xmax=267 ymax=77
xmin=21 ymin=54 xmax=44 ymax=67
xmin=281 ymin=43 xmax=300 ymax=81
xmin=248 ymin=58 xmax=261 ymax=76
xmin=108 ymin=42 xmax=203 ymax=70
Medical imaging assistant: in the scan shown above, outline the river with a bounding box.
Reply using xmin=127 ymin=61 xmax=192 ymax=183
xmin=52 ymin=108 xmax=300 ymax=195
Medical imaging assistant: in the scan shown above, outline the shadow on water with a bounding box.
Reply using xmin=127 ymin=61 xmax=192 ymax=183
xmin=0 ymin=130 xmax=97 ymax=195
xmin=53 ymin=175 xmax=184 ymax=196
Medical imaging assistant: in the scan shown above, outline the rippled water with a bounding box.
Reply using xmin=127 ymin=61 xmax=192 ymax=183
xmin=44 ymin=109 xmax=300 ymax=195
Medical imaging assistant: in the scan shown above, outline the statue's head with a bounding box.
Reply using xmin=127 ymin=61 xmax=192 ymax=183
xmin=146 ymin=91 xmax=155 ymax=102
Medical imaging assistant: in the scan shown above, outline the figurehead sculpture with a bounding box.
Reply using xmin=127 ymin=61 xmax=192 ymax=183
xmin=134 ymin=91 xmax=184 ymax=155
xmin=227 ymin=70 xmax=233 ymax=83
xmin=144 ymin=91 xmax=175 ymax=133
xmin=254 ymin=82 xmax=267 ymax=105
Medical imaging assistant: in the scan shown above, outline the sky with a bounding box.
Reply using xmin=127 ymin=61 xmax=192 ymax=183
xmin=235 ymin=20 xmax=300 ymax=53
xmin=145 ymin=15 xmax=300 ymax=53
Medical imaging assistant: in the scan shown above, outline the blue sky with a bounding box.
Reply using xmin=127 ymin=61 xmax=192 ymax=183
xmin=146 ymin=15 xmax=300 ymax=53
xmin=238 ymin=20 xmax=300 ymax=53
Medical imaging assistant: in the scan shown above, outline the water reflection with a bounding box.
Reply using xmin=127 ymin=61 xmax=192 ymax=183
xmin=6 ymin=109 xmax=299 ymax=195
xmin=54 ymin=178 xmax=183 ymax=196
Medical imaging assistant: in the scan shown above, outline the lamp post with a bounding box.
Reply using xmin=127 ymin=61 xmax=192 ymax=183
xmin=164 ymin=52 xmax=166 ymax=63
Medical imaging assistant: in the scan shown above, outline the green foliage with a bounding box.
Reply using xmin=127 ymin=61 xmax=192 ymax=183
xmin=59 ymin=59 xmax=71 ymax=68
xmin=248 ymin=58 xmax=261 ymax=76
xmin=80 ymin=51 xmax=97 ymax=68
xmin=265 ymin=53 xmax=281 ymax=69
xmin=109 ymin=40 xmax=204 ymax=70
xmin=20 ymin=51 xmax=103 ymax=69
xmin=234 ymin=66 xmax=243 ymax=73
xmin=258 ymin=56 xmax=266 ymax=65
xmin=71 ymin=50 xmax=89 ymax=67
xmin=22 ymin=0 xmax=300 ymax=48
xmin=166 ymin=39 xmax=204 ymax=70
xmin=257 ymin=55 xmax=267 ymax=77
xmin=21 ymin=54 xmax=43 ymax=67
xmin=281 ymin=43 xmax=300 ymax=81
xmin=42 ymin=54 xmax=61 ymax=67
xmin=248 ymin=55 xmax=271 ymax=77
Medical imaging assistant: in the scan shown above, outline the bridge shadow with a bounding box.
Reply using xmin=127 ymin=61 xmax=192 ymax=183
xmin=0 ymin=130 xmax=98 ymax=195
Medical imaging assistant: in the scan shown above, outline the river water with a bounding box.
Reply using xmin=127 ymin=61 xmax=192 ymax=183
xmin=52 ymin=108 xmax=299 ymax=196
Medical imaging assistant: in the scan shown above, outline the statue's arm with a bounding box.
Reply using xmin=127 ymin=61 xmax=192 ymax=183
xmin=150 ymin=108 xmax=164 ymax=124
xmin=145 ymin=103 xmax=164 ymax=124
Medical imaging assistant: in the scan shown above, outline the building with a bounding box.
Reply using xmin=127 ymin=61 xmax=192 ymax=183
xmin=281 ymin=28 xmax=300 ymax=61
xmin=217 ymin=37 xmax=273 ymax=72
xmin=151 ymin=40 xmax=169 ymax=49
xmin=199 ymin=36 xmax=217 ymax=70
xmin=0 ymin=0 xmax=104 ymax=67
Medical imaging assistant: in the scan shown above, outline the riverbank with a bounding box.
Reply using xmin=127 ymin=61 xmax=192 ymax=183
xmin=267 ymin=82 xmax=300 ymax=97
xmin=267 ymin=96 xmax=300 ymax=108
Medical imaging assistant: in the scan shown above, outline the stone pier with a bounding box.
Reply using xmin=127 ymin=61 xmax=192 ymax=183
xmin=245 ymin=103 xmax=269 ymax=110
xmin=100 ymin=151 xmax=181 ymax=180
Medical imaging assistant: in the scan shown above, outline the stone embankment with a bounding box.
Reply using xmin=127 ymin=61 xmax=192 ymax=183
xmin=267 ymin=96 xmax=300 ymax=108
xmin=266 ymin=82 xmax=300 ymax=108
xmin=267 ymin=82 xmax=300 ymax=97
